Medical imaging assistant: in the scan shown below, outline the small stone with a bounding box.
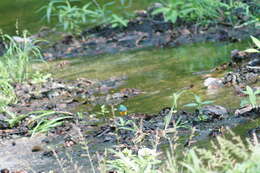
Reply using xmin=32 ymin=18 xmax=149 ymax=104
xmin=204 ymin=78 xmax=223 ymax=89
xmin=31 ymin=145 xmax=43 ymax=152
xmin=0 ymin=169 xmax=10 ymax=173
xmin=201 ymin=105 xmax=228 ymax=119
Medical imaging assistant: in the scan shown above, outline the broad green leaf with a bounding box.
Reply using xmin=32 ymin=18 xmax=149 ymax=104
xmin=251 ymin=36 xmax=260 ymax=49
xmin=184 ymin=103 xmax=198 ymax=107
xmin=202 ymin=100 xmax=214 ymax=105
xmin=244 ymin=48 xmax=259 ymax=53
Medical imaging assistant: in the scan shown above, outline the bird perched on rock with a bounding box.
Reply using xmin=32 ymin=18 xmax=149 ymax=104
xmin=118 ymin=104 xmax=128 ymax=116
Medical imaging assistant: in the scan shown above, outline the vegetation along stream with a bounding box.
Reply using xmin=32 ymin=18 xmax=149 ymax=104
xmin=0 ymin=0 xmax=259 ymax=172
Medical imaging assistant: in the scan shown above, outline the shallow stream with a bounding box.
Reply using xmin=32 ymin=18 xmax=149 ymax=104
xmin=0 ymin=0 xmax=259 ymax=171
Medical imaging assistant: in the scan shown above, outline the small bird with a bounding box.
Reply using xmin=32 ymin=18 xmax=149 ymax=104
xmin=118 ymin=105 xmax=128 ymax=116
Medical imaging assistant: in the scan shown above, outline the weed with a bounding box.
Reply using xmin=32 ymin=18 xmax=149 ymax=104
xmin=152 ymin=0 xmax=224 ymax=24
xmin=184 ymin=94 xmax=214 ymax=112
xmin=220 ymin=0 xmax=258 ymax=27
xmin=96 ymin=105 xmax=110 ymax=117
xmin=0 ymin=79 xmax=17 ymax=111
xmin=42 ymin=0 xmax=132 ymax=32
xmin=0 ymin=31 xmax=43 ymax=83
xmin=245 ymin=36 xmax=260 ymax=53
xmin=41 ymin=0 xmax=91 ymax=32
xmin=164 ymin=90 xmax=186 ymax=130
xmin=30 ymin=71 xmax=52 ymax=84
xmin=240 ymin=86 xmax=260 ymax=108
xmin=106 ymin=147 xmax=160 ymax=173
xmin=104 ymin=131 xmax=260 ymax=173
xmin=27 ymin=110 xmax=73 ymax=136
xmin=115 ymin=117 xmax=137 ymax=132
xmin=4 ymin=110 xmax=28 ymax=128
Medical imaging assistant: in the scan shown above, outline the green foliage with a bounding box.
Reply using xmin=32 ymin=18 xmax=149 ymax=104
xmin=164 ymin=90 xmax=186 ymax=130
xmin=105 ymin=132 xmax=260 ymax=173
xmin=28 ymin=110 xmax=72 ymax=136
xmin=41 ymin=0 xmax=91 ymax=32
xmin=220 ymin=0 xmax=258 ymax=27
xmin=0 ymin=79 xmax=17 ymax=111
xmin=95 ymin=105 xmax=110 ymax=117
xmin=240 ymin=86 xmax=260 ymax=108
xmin=0 ymin=31 xmax=43 ymax=83
xmin=115 ymin=117 xmax=137 ymax=132
xmin=30 ymin=71 xmax=52 ymax=84
xmin=152 ymin=0 xmax=224 ymax=24
xmin=184 ymin=94 xmax=214 ymax=111
xmin=4 ymin=110 xmax=28 ymax=128
xmin=245 ymin=36 xmax=260 ymax=53
xmin=106 ymin=147 xmax=160 ymax=173
xmin=42 ymin=0 xmax=132 ymax=32
xmin=152 ymin=0 xmax=258 ymax=26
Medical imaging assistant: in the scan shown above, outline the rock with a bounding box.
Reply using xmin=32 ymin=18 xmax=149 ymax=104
xmin=0 ymin=120 xmax=9 ymax=130
xmin=204 ymin=77 xmax=223 ymax=89
xmin=248 ymin=126 xmax=260 ymax=142
xmin=147 ymin=3 xmax=164 ymax=20
xmin=201 ymin=105 xmax=228 ymax=120
xmin=248 ymin=58 xmax=260 ymax=67
xmin=0 ymin=169 xmax=10 ymax=173
xmin=12 ymin=36 xmax=32 ymax=43
xmin=235 ymin=105 xmax=253 ymax=115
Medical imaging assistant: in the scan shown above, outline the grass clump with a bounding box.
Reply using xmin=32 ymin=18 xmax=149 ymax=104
xmin=240 ymin=86 xmax=260 ymax=108
xmin=0 ymin=31 xmax=43 ymax=83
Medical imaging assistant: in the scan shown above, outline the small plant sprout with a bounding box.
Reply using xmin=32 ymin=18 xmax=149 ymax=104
xmin=240 ymin=86 xmax=260 ymax=108
xmin=115 ymin=117 xmax=137 ymax=132
xmin=96 ymin=105 xmax=110 ymax=117
xmin=164 ymin=90 xmax=186 ymax=130
xmin=245 ymin=36 xmax=260 ymax=53
xmin=184 ymin=94 xmax=214 ymax=111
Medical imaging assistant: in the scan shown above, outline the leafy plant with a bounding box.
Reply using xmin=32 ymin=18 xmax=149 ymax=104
xmin=96 ymin=105 xmax=110 ymax=117
xmin=42 ymin=0 xmax=132 ymax=32
xmin=41 ymin=0 xmax=91 ymax=32
xmin=152 ymin=0 xmax=224 ymax=24
xmin=115 ymin=117 xmax=137 ymax=132
xmin=184 ymin=94 xmax=214 ymax=111
xmin=164 ymin=90 xmax=186 ymax=130
xmin=245 ymin=36 xmax=260 ymax=53
xmin=184 ymin=94 xmax=214 ymax=121
xmin=220 ymin=0 xmax=258 ymax=27
xmin=240 ymin=86 xmax=260 ymax=108
xmin=106 ymin=147 xmax=160 ymax=173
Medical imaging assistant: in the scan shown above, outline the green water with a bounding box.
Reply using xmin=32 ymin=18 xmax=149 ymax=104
xmin=43 ymin=41 xmax=251 ymax=114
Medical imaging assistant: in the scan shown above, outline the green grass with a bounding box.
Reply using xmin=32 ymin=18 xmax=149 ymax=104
xmin=0 ymin=31 xmax=43 ymax=83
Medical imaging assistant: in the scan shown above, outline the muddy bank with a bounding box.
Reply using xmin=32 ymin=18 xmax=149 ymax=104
xmin=1 ymin=102 xmax=259 ymax=172
xmin=40 ymin=5 xmax=260 ymax=60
